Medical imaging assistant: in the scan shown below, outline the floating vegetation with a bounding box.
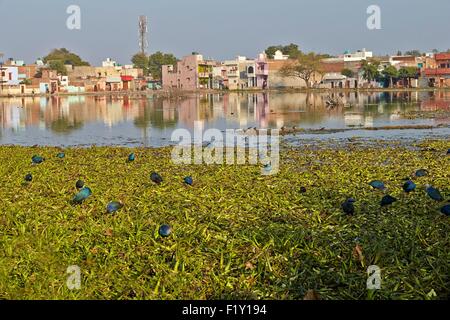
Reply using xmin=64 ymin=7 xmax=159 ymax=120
xmin=0 ymin=139 xmax=449 ymax=300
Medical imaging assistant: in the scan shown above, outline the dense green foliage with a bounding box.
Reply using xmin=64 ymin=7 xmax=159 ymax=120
xmin=43 ymin=48 xmax=90 ymax=67
xmin=0 ymin=140 xmax=449 ymax=299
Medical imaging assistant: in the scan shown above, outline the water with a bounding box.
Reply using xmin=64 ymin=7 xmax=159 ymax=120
xmin=0 ymin=91 xmax=449 ymax=147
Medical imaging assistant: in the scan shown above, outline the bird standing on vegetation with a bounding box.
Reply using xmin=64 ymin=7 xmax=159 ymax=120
xmin=369 ymin=180 xmax=386 ymax=190
xmin=415 ymin=169 xmax=428 ymax=177
xmin=151 ymin=172 xmax=163 ymax=185
xmin=403 ymin=180 xmax=416 ymax=193
xmin=342 ymin=198 xmax=356 ymax=215
xmin=32 ymin=155 xmax=45 ymax=164
xmin=76 ymin=180 xmax=84 ymax=189
xmin=440 ymin=205 xmax=450 ymax=216
xmin=56 ymin=152 xmax=65 ymax=159
xmin=25 ymin=174 xmax=33 ymax=182
xmin=184 ymin=176 xmax=193 ymax=186
xmin=159 ymin=224 xmax=172 ymax=238
xmin=107 ymin=201 xmax=123 ymax=214
xmin=128 ymin=153 xmax=135 ymax=162
xmin=381 ymin=195 xmax=397 ymax=206
xmin=426 ymin=185 xmax=444 ymax=202
xmin=73 ymin=187 xmax=92 ymax=204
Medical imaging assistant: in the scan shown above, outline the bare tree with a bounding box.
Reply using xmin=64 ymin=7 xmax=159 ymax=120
xmin=279 ymin=53 xmax=324 ymax=88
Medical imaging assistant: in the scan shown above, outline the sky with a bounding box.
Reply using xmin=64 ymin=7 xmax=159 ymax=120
xmin=0 ymin=0 xmax=449 ymax=66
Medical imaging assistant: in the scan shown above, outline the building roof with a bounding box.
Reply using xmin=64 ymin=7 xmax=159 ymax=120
xmin=435 ymin=53 xmax=450 ymax=61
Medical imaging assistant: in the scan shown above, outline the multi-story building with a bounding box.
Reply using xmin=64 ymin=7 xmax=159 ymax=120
xmin=162 ymin=54 xmax=216 ymax=90
xmin=422 ymin=53 xmax=450 ymax=87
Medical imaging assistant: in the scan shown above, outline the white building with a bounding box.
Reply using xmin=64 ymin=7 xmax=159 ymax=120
xmin=102 ymin=58 xmax=118 ymax=68
xmin=342 ymin=49 xmax=373 ymax=62
xmin=273 ymin=50 xmax=289 ymax=61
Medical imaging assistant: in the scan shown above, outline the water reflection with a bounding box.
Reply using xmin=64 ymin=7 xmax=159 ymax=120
xmin=0 ymin=91 xmax=449 ymax=146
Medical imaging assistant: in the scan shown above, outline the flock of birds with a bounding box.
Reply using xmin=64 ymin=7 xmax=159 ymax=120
xmin=23 ymin=148 xmax=450 ymax=237
xmin=25 ymin=152 xmax=197 ymax=238
xmin=341 ymin=155 xmax=450 ymax=216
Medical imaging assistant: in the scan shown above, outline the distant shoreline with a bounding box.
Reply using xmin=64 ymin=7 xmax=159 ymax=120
xmin=1 ymin=87 xmax=450 ymax=99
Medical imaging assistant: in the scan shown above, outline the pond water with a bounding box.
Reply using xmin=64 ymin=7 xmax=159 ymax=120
xmin=0 ymin=91 xmax=449 ymax=147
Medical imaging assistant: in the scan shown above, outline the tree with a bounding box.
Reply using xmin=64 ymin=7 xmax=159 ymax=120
xmin=381 ymin=65 xmax=398 ymax=88
xmin=361 ymin=60 xmax=380 ymax=83
xmin=265 ymin=43 xmax=302 ymax=59
xmin=43 ymin=48 xmax=90 ymax=66
xmin=147 ymin=51 xmax=177 ymax=80
xmin=48 ymin=60 xmax=68 ymax=76
xmin=131 ymin=53 xmax=149 ymax=76
xmin=341 ymin=68 xmax=355 ymax=78
xmin=279 ymin=52 xmax=323 ymax=88
xmin=404 ymin=50 xmax=422 ymax=57
xmin=398 ymin=67 xmax=419 ymax=88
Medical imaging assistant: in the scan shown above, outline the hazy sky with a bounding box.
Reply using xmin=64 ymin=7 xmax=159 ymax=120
xmin=1 ymin=0 xmax=449 ymax=65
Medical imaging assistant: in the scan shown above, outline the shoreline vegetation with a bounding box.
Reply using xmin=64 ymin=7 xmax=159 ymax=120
xmin=1 ymin=87 xmax=450 ymax=99
xmin=0 ymin=139 xmax=449 ymax=299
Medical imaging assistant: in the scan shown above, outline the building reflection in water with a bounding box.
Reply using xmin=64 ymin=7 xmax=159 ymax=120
xmin=0 ymin=91 xmax=449 ymax=144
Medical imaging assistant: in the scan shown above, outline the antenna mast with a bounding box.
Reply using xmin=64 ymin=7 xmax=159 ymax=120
xmin=138 ymin=16 xmax=148 ymax=55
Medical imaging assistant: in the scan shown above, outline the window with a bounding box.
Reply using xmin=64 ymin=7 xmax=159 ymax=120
xmin=9 ymin=73 xmax=12 ymax=80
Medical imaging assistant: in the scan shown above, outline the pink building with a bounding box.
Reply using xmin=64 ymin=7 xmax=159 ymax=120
xmin=162 ymin=54 xmax=216 ymax=90
xmin=255 ymin=53 xmax=269 ymax=89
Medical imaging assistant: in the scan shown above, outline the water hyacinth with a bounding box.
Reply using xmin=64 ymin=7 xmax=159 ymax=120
xmin=73 ymin=187 xmax=92 ymax=204
xmin=1 ymin=141 xmax=449 ymax=300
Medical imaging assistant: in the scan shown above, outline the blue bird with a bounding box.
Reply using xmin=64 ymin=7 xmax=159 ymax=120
xmin=56 ymin=152 xmax=65 ymax=159
xmin=381 ymin=195 xmax=397 ymax=206
xmin=440 ymin=205 xmax=450 ymax=216
xmin=403 ymin=180 xmax=416 ymax=193
xmin=342 ymin=198 xmax=356 ymax=215
xmin=426 ymin=185 xmax=444 ymax=202
xmin=184 ymin=176 xmax=193 ymax=186
xmin=107 ymin=201 xmax=123 ymax=214
xmin=369 ymin=180 xmax=385 ymax=190
xmin=263 ymin=163 xmax=272 ymax=174
xmin=150 ymin=172 xmax=163 ymax=185
xmin=75 ymin=180 xmax=84 ymax=189
xmin=415 ymin=169 xmax=428 ymax=177
xmin=32 ymin=155 xmax=45 ymax=164
xmin=25 ymin=173 xmax=33 ymax=182
xmin=128 ymin=153 xmax=135 ymax=162
xmin=73 ymin=187 xmax=92 ymax=204
xmin=159 ymin=224 xmax=172 ymax=238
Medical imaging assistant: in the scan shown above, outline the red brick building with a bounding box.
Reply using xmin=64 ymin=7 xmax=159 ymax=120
xmin=422 ymin=53 xmax=450 ymax=87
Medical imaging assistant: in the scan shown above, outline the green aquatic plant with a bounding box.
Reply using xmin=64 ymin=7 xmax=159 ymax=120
xmin=0 ymin=140 xmax=448 ymax=300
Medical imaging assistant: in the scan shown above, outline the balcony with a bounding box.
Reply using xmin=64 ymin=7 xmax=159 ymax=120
xmin=256 ymin=69 xmax=269 ymax=76
xmin=227 ymin=70 xmax=239 ymax=77
xmin=198 ymin=72 xmax=211 ymax=78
